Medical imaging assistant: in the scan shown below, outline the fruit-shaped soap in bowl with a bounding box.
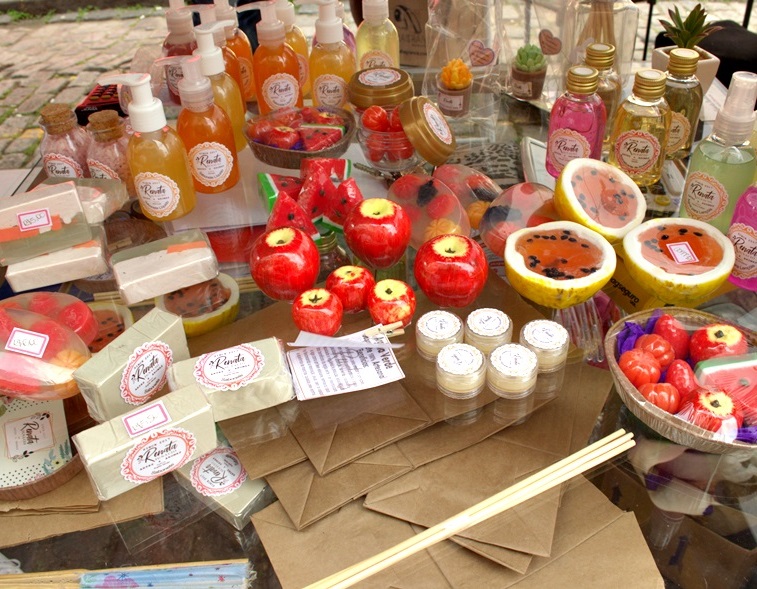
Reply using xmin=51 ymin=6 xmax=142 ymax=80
xmin=622 ymin=218 xmax=735 ymax=306
xmin=1 ymin=292 xmax=98 ymax=346
xmin=504 ymin=220 xmax=616 ymax=309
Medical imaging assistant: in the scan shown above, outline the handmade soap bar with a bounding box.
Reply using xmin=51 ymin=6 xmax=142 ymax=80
xmin=73 ymin=308 xmax=190 ymax=423
xmin=72 ymin=384 xmax=217 ymax=501
xmin=167 ymin=338 xmax=294 ymax=422
xmin=41 ymin=178 xmax=129 ymax=224
xmin=111 ymin=229 xmax=218 ymax=305
xmin=0 ymin=183 xmax=92 ymax=265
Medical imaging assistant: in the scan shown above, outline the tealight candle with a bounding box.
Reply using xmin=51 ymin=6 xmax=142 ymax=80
xmin=464 ymin=308 xmax=512 ymax=354
xmin=487 ymin=343 xmax=538 ymax=399
xmin=415 ymin=310 xmax=464 ymax=361
xmin=435 ymin=343 xmax=486 ymax=400
xmin=520 ymin=320 xmax=570 ymax=372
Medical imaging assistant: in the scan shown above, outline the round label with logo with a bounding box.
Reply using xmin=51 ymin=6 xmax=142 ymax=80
xmin=314 ymin=74 xmax=348 ymax=108
xmin=189 ymin=447 xmax=248 ymax=497
xmin=188 ymin=142 xmax=233 ymax=187
xmin=418 ymin=311 xmax=461 ymax=340
xmin=134 ymin=172 xmax=181 ymax=218
xmin=728 ymin=222 xmax=757 ymax=279
xmin=238 ymin=57 xmax=254 ymax=96
xmin=297 ymin=54 xmax=309 ymax=89
xmin=613 ymin=130 xmax=661 ymax=174
xmin=437 ymin=344 xmax=484 ymax=375
xmin=165 ymin=63 xmax=184 ymax=97
xmin=667 ymin=112 xmax=690 ymax=153
xmin=423 ymin=102 xmax=453 ymax=145
xmin=262 ymin=73 xmax=300 ymax=110
xmin=87 ymin=158 xmax=119 ymax=180
xmin=120 ymin=427 xmax=196 ymax=484
xmin=467 ymin=308 xmax=510 ymax=337
xmin=360 ymin=50 xmax=394 ymax=70
xmin=43 ymin=153 xmax=83 ymax=179
xmin=548 ymin=128 xmax=591 ymax=171
xmin=193 ymin=343 xmax=265 ymax=391
xmin=120 ymin=341 xmax=173 ymax=405
xmin=683 ymin=171 xmax=728 ymax=221
xmin=358 ymin=68 xmax=401 ymax=87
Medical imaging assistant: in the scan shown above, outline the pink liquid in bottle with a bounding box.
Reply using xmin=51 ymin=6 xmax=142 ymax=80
xmin=728 ymin=185 xmax=757 ymax=291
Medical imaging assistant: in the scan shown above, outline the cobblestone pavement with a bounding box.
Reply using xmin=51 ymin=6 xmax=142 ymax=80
xmin=0 ymin=1 xmax=752 ymax=170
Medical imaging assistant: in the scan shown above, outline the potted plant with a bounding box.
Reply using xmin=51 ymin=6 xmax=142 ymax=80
xmin=651 ymin=3 xmax=723 ymax=94
xmin=510 ymin=44 xmax=547 ymax=101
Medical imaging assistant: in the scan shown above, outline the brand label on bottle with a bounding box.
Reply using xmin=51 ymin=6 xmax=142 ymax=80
xmin=188 ymin=142 xmax=234 ymax=188
xmin=360 ymin=50 xmax=395 ymax=70
xmin=165 ymin=63 xmax=184 ymax=98
xmin=122 ymin=401 xmax=172 ymax=438
xmin=189 ymin=447 xmax=248 ymax=497
xmin=314 ymin=74 xmax=348 ymax=108
xmin=4 ymin=411 xmax=55 ymax=459
xmin=134 ymin=172 xmax=181 ymax=218
xmin=87 ymin=158 xmax=119 ymax=180
xmin=423 ymin=102 xmax=453 ymax=145
xmin=238 ymin=57 xmax=254 ymax=97
xmin=43 ymin=153 xmax=83 ymax=179
xmin=262 ymin=73 xmax=300 ymax=110
xmin=17 ymin=209 xmax=52 ymax=232
xmin=548 ymin=128 xmax=591 ymax=172
xmin=296 ymin=54 xmax=309 ymax=90
xmin=4 ymin=328 xmax=48 ymax=358
xmin=120 ymin=341 xmax=173 ymax=406
xmin=667 ymin=112 xmax=690 ymax=153
xmin=728 ymin=222 xmax=757 ymax=279
xmin=614 ymin=130 xmax=661 ymax=174
xmin=358 ymin=68 xmax=401 ymax=87
xmin=683 ymin=171 xmax=728 ymax=221
xmin=120 ymin=427 xmax=196 ymax=484
xmin=666 ymin=242 xmax=699 ymax=265
xmin=193 ymin=343 xmax=265 ymax=392
xmin=437 ymin=90 xmax=464 ymax=113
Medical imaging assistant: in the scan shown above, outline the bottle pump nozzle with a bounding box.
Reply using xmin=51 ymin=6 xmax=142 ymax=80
xmin=166 ymin=0 xmax=193 ymax=34
xmin=714 ymin=71 xmax=757 ymax=144
xmin=98 ymin=73 xmax=166 ymax=133
xmin=215 ymin=0 xmax=240 ymax=28
xmin=314 ymin=0 xmax=343 ymax=45
xmin=274 ymin=0 xmax=296 ymax=29
xmin=362 ymin=0 xmax=388 ymax=22
xmin=246 ymin=1 xmax=285 ymax=45
xmin=194 ymin=21 xmax=235 ymax=76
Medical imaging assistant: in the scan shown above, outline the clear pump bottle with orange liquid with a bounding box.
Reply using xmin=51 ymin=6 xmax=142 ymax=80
xmin=194 ymin=21 xmax=248 ymax=152
xmin=215 ymin=0 xmax=257 ymax=104
xmin=309 ymin=0 xmax=356 ymax=109
xmin=99 ymin=73 xmax=196 ymax=221
xmin=194 ymin=5 xmax=246 ymax=100
xmin=274 ymin=0 xmax=311 ymax=98
xmin=162 ymin=0 xmax=197 ymax=105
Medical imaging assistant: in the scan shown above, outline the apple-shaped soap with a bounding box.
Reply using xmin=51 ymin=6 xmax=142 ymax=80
xmin=414 ymin=234 xmax=488 ymax=308
xmin=326 ymin=265 xmax=376 ymax=313
xmin=249 ymin=227 xmax=320 ymax=301
xmin=689 ymin=324 xmax=748 ymax=365
xmin=679 ymin=387 xmax=744 ymax=434
xmin=292 ymin=288 xmax=343 ymax=336
xmin=367 ymin=279 xmax=416 ymax=327
xmin=343 ymin=198 xmax=411 ymax=269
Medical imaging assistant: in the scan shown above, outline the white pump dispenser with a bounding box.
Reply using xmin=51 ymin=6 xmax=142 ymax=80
xmin=314 ymin=0 xmax=343 ymax=45
xmin=713 ymin=72 xmax=757 ymax=144
xmin=355 ymin=0 xmax=399 ymax=68
xmin=165 ymin=0 xmax=194 ymax=36
xmin=98 ymin=73 xmax=166 ymax=133
xmin=255 ymin=1 xmax=285 ymax=46
xmin=362 ymin=0 xmax=388 ymax=22
xmin=194 ymin=21 xmax=233 ymax=77
xmin=177 ymin=54 xmax=215 ymax=111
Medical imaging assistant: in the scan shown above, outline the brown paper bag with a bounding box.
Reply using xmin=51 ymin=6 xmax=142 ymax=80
xmin=0 ymin=469 xmax=99 ymax=515
xmin=450 ymin=535 xmax=533 ymax=574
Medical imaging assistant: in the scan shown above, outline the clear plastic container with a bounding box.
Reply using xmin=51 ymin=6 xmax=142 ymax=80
xmin=415 ymin=310 xmax=464 ymax=361
xmin=519 ymin=319 xmax=570 ymax=373
xmin=39 ymin=103 xmax=90 ymax=180
xmin=435 ymin=343 xmax=486 ymax=399
xmin=464 ymin=308 xmax=512 ymax=355
xmin=487 ymin=343 xmax=538 ymax=399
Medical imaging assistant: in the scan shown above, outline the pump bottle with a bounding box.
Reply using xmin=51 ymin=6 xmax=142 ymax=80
xmin=274 ymin=0 xmax=311 ymax=98
xmin=664 ymin=48 xmax=703 ymax=160
xmin=312 ymin=1 xmax=356 ymax=56
xmin=194 ymin=5 xmax=246 ymax=100
xmin=215 ymin=0 xmax=257 ymax=103
xmin=194 ymin=21 xmax=248 ymax=152
xmin=682 ymin=72 xmax=757 ymax=234
xmin=310 ymin=0 xmax=356 ymax=109
xmin=356 ymin=0 xmax=399 ymax=69
xmin=162 ymin=0 xmax=197 ymax=104
xmin=98 ymin=73 xmax=196 ymax=222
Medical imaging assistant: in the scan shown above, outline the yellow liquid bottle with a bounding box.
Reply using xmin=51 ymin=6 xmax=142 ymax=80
xmin=355 ymin=0 xmax=399 ymax=69
xmin=310 ymin=1 xmax=355 ymax=109
xmin=215 ymin=0 xmax=257 ymax=103
xmin=275 ymin=0 xmax=311 ymax=99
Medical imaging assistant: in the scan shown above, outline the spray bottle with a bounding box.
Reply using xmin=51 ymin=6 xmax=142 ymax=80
xmin=274 ymin=0 xmax=310 ymax=98
xmin=309 ymin=0 xmax=355 ymax=108
xmin=355 ymin=0 xmax=399 ymax=69
xmin=162 ymin=0 xmax=197 ymax=104
xmin=215 ymin=0 xmax=257 ymax=103
xmin=682 ymin=72 xmax=757 ymax=234
xmin=194 ymin=21 xmax=248 ymax=152
xmin=157 ymin=55 xmax=240 ymax=193
xmin=312 ymin=1 xmax=355 ymax=56
xmin=194 ymin=5 xmax=246 ymax=100
xmin=98 ymin=73 xmax=196 ymax=221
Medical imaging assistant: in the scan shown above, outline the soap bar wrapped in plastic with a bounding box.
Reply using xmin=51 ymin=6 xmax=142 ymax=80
xmin=0 ymin=183 xmax=92 ymax=265
xmin=0 ymin=307 xmax=91 ymax=400
xmin=72 ymin=383 xmax=217 ymax=501
xmin=111 ymin=229 xmax=219 ymax=305
xmin=40 ymin=178 xmax=129 ymax=224
xmin=0 ymin=292 xmax=98 ymax=345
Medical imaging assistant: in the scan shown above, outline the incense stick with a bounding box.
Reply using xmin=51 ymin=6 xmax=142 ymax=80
xmin=305 ymin=430 xmax=635 ymax=589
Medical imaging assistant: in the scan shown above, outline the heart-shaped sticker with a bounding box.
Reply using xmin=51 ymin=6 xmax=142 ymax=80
xmin=467 ymin=40 xmax=496 ymax=67
xmin=538 ymin=29 xmax=562 ymax=55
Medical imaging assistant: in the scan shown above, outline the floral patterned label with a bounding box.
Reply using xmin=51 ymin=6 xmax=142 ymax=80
xmin=4 ymin=410 xmax=54 ymax=459
xmin=188 ymin=142 xmax=234 ymax=187
xmin=423 ymin=102 xmax=453 ymax=145
xmin=360 ymin=50 xmax=394 ymax=69
xmin=667 ymin=112 xmax=690 ymax=153
xmin=437 ymin=344 xmax=483 ymax=375
xmin=134 ymin=172 xmax=181 ymax=218
xmin=122 ymin=401 xmax=171 ymax=438
xmin=120 ymin=427 xmax=196 ymax=484
xmin=683 ymin=171 xmax=728 ymax=221
xmin=297 ymin=54 xmax=310 ymax=90
xmin=4 ymin=328 xmax=48 ymax=358
xmin=193 ymin=343 xmax=265 ymax=391
xmin=43 ymin=153 xmax=83 ymax=178
xmin=189 ymin=446 xmax=247 ymax=497
xmin=120 ymin=341 xmax=173 ymax=405
xmin=87 ymin=158 xmax=119 ymax=180
xmin=358 ymin=68 xmax=401 ymax=86
xmin=548 ymin=128 xmax=591 ymax=171
xmin=262 ymin=73 xmax=300 ymax=110
xmin=314 ymin=74 xmax=348 ymax=108
xmin=467 ymin=308 xmax=509 ymax=337
xmin=614 ymin=130 xmax=661 ymax=174
xmin=729 ymin=222 xmax=757 ymax=279
xmin=418 ymin=311 xmax=461 ymax=339
xmin=17 ymin=208 xmax=51 ymax=232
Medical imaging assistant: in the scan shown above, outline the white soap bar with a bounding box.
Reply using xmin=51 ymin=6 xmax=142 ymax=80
xmin=41 ymin=178 xmax=129 ymax=224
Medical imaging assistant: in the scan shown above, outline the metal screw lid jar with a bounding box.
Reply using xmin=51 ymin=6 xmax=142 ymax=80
xmin=348 ymin=67 xmax=414 ymax=113
xmin=398 ymin=96 xmax=456 ymax=166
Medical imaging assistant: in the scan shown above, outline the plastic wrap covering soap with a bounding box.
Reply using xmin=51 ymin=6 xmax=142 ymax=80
xmin=0 ymin=182 xmax=92 ymax=265
xmin=72 ymin=383 xmax=217 ymax=501
xmin=111 ymin=229 xmax=218 ymax=305
xmin=40 ymin=177 xmax=129 ymax=224
xmin=73 ymin=308 xmax=190 ymax=423
xmin=167 ymin=338 xmax=295 ymax=422
xmin=0 ymin=307 xmax=90 ymax=401
xmin=0 ymin=292 xmax=98 ymax=345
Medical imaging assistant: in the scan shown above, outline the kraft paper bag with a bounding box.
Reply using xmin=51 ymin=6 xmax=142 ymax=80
xmin=0 ymin=468 xmax=99 ymax=515
xmin=266 ymin=444 xmax=412 ymax=530
xmin=450 ymin=536 xmax=533 ymax=574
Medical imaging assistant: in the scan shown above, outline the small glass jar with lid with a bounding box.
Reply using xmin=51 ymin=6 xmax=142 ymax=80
xmin=519 ymin=319 xmax=570 ymax=373
xmin=487 ymin=343 xmax=538 ymax=399
xmin=348 ymin=67 xmax=414 ymax=116
xmin=464 ymin=308 xmax=512 ymax=355
xmin=39 ymin=103 xmax=90 ymax=179
xmin=316 ymin=232 xmax=351 ymax=283
xmin=415 ymin=310 xmax=463 ymax=361
xmin=436 ymin=343 xmax=486 ymax=399
xmin=86 ymin=110 xmax=136 ymax=198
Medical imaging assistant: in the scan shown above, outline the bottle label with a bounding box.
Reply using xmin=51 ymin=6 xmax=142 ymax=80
xmin=43 ymin=153 xmax=83 ymax=179
xmin=667 ymin=112 xmax=690 ymax=153
xmin=189 ymin=447 xmax=248 ymax=497
xmin=134 ymin=172 xmax=181 ymax=218
xmin=188 ymin=142 xmax=234 ymax=188
xmin=120 ymin=427 xmax=196 ymax=484
xmin=360 ymin=50 xmax=395 ymax=69
xmin=728 ymin=222 xmax=757 ymax=279
xmin=313 ymin=74 xmax=348 ymax=108
xmin=423 ymin=102 xmax=453 ymax=145
xmin=358 ymin=68 xmax=401 ymax=87
xmin=5 ymin=328 xmax=48 ymax=358
xmin=120 ymin=341 xmax=173 ymax=406
xmin=262 ymin=73 xmax=300 ymax=110
xmin=511 ymin=79 xmax=533 ymax=97
xmin=238 ymin=57 xmax=254 ymax=97
xmin=614 ymin=130 xmax=661 ymax=174
xmin=17 ymin=209 xmax=52 ymax=232
xmin=547 ymin=128 xmax=591 ymax=172
xmin=683 ymin=171 xmax=728 ymax=221
xmin=4 ymin=410 xmax=55 ymax=459
xmin=87 ymin=158 xmax=119 ymax=181
xmin=165 ymin=63 xmax=184 ymax=98
xmin=193 ymin=343 xmax=265 ymax=391
xmin=296 ymin=53 xmax=310 ymax=90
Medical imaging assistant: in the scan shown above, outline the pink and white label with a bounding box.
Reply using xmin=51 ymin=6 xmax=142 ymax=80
xmin=165 ymin=63 xmax=184 ymax=97
xmin=87 ymin=158 xmax=119 ymax=180
xmin=188 ymin=142 xmax=233 ymax=187
xmin=683 ymin=171 xmax=728 ymax=221
xmin=122 ymin=400 xmax=172 ymax=438
xmin=296 ymin=54 xmax=309 ymax=90
xmin=4 ymin=411 xmax=55 ymax=459
xmin=314 ymin=74 xmax=348 ymax=108
xmin=548 ymin=128 xmax=591 ymax=171
xmin=729 ymin=222 xmax=757 ymax=279
xmin=239 ymin=57 xmax=254 ymax=96
xmin=666 ymin=241 xmax=699 ymax=265
xmin=119 ymin=341 xmax=173 ymax=405
xmin=120 ymin=427 xmax=196 ymax=484
xmin=193 ymin=343 xmax=265 ymax=391
xmin=17 ymin=209 xmax=52 ymax=232
xmin=360 ymin=50 xmax=394 ymax=69
xmin=189 ymin=446 xmax=247 ymax=497
xmin=134 ymin=172 xmax=181 ymax=218
xmin=667 ymin=112 xmax=690 ymax=153
xmin=4 ymin=328 xmax=49 ymax=359
xmin=262 ymin=73 xmax=300 ymax=110
xmin=359 ymin=68 xmax=401 ymax=87
xmin=43 ymin=153 xmax=83 ymax=178
xmin=614 ymin=130 xmax=661 ymax=174
xmin=423 ymin=102 xmax=453 ymax=145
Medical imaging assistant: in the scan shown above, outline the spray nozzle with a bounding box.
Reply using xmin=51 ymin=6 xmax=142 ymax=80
xmin=98 ymin=73 xmax=166 ymax=133
xmin=715 ymin=71 xmax=757 ymax=144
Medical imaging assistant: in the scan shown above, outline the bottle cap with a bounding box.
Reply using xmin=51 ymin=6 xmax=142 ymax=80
xmin=566 ymin=65 xmax=599 ymax=95
xmin=97 ymin=73 xmax=166 ymax=133
xmin=314 ymin=0 xmax=343 ymax=45
xmin=632 ymin=69 xmax=666 ymax=101
xmin=585 ymin=43 xmax=615 ymax=70
xmin=348 ymin=67 xmax=414 ymax=110
xmin=714 ymin=71 xmax=757 ymax=143
xmin=166 ymin=0 xmax=194 ymax=36
xmin=398 ymin=96 xmax=455 ymax=165
xmin=275 ymin=0 xmax=296 ymax=29
xmin=87 ymin=109 xmax=124 ymax=142
xmin=194 ymin=5 xmax=230 ymax=47
xmin=667 ymin=48 xmax=699 ymax=77
xmin=194 ymin=21 xmax=233 ymax=76
xmin=214 ymin=0 xmax=240 ymax=30
xmin=177 ymin=54 xmax=214 ymax=110
xmin=362 ymin=0 xmax=388 ymax=21
xmin=39 ymin=103 xmax=78 ymax=134
xmin=255 ymin=1 xmax=285 ymax=45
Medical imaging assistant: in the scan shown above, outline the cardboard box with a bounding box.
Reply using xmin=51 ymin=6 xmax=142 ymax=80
xmin=389 ymin=0 xmax=428 ymax=67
